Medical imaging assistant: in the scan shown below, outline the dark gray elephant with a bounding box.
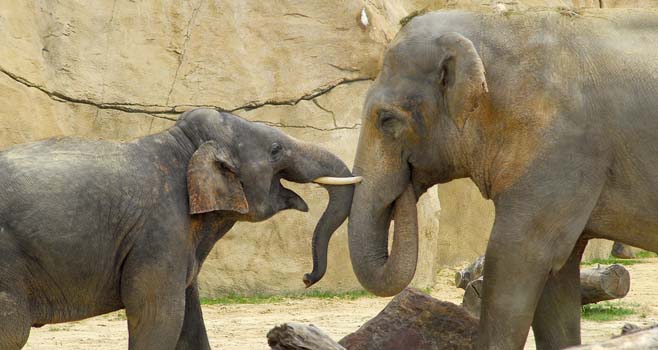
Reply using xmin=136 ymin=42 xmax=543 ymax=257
xmin=0 ymin=108 xmax=359 ymax=349
xmin=306 ymin=9 xmax=658 ymax=350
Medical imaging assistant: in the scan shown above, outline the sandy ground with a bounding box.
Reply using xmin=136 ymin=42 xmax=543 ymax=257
xmin=24 ymin=259 xmax=658 ymax=349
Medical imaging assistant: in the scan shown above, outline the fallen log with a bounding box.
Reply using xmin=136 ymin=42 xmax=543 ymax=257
xmin=462 ymin=277 xmax=483 ymax=318
xmin=267 ymin=322 xmax=345 ymax=350
xmin=460 ymin=263 xmax=630 ymax=317
xmin=566 ymin=325 xmax=658 ymax=349
xmin=581 ymin=264 xmax=630 ymax=305
xmin=455 ymin=255 xmax=485 ymax=289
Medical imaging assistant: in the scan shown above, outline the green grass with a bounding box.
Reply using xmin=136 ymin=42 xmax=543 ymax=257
xmin=635 ymin=251 xmax=658 ymax=259
xmin=107 ymin=310 xmax=127 ymax=321
xmin=399 ymin=8 xmax=429 ymax=27
xmin=581 ymin=301 xmax=637 ymax=322
xmin=580 ymin=257 xmax=643 ymax=266
xmin=581 ymin=251 xmax=658 ymax=266
xmin=200 ymin=289 xmax=373 ymax=305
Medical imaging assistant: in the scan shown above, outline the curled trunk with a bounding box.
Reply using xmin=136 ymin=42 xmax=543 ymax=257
xmin=348 ymin=184 xmax=419 ymax=296
xmin=303 ymin=183 xmax=354 ymax=287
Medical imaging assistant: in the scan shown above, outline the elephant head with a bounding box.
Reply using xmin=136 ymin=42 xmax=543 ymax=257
xmin=176 ymin=109 xmax=359 ymax=283
xmin=347 ymin=30 xmax=489 ymax=296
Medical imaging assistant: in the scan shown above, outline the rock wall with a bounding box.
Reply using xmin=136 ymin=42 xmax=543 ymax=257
xmin=0 ymin=0 xmax=637 ymax=297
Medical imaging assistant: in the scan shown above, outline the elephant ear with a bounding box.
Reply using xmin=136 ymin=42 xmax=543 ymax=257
xmin=187 ymin=141 xmax=249 ymax=215
xmin=436 ymin=32 xmax=488 ymax=130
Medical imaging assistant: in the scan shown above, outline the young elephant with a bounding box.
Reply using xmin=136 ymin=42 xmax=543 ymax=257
xmin=0 ymin=108 xmax=358 ymax=349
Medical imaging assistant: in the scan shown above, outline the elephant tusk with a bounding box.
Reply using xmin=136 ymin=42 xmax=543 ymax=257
xmin=312 ymin=176 xmax=363 ymax=185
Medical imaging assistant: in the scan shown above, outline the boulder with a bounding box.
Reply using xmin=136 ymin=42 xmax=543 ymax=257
xmin=339 ymin=288 xmax=478 ymax=350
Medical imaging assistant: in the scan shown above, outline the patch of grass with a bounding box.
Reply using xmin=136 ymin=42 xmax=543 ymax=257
xmin=420 ymin=287 xmax=433 ymax=294
xmin=635 ymin=251 xmax=658 ymax=259
xmin=200 ymin=290 xmax=373 ymax=305
xmin=557 ymin=6 xmax=582 ymax=18
xmin=580 ymin=257 xmax=643 ymax=266
xmin=107 ymin=310 xmax=127 ymax=321
xmin=399 ymin=8 xmax=429 ymax=27
xmin=581 ymin=301 xmax=637 ymax=322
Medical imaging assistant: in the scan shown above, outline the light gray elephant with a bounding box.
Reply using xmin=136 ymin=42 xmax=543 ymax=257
xmin=305 ymin=9 xmax=658 ymax=350
xmin=0 ymin=108 xmax=359 ymax=349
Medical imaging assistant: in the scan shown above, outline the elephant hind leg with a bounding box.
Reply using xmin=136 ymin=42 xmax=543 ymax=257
xmin=0 ymin=290 xmax=31 ymax=349
xmin=532 ymin=239 xmax=588 ymax=350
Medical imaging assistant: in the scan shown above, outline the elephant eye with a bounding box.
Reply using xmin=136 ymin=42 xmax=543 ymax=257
xmin=270 ymin=142 xmax=284 ymax=162
xmin=377 ymin=111 xmax=406 ymax=138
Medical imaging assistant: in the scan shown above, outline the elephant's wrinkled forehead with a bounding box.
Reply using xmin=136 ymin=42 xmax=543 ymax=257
xmin=368 ymin=77 xmax=426 ymax=108
xmin=366 ymin=43 xmax=439 ymax=113
xmin=383 ymin=36 xmax=441 ymax=78
xmin=224 ymin=112 xmax=285 ymax=139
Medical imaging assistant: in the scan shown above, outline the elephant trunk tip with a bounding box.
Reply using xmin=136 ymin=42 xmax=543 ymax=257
xmin=302 ymin=272 xmax=320 ymax=288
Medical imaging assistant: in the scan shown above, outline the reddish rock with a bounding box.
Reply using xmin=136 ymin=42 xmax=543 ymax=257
xmin=339 ymin=288 xmax=478 ymax=350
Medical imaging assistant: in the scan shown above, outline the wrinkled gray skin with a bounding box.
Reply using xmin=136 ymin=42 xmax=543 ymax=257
xmin=0 ymin=108 xmax=353 ymax=350
xmin=346 ymin=9 xmax=658 ymax=350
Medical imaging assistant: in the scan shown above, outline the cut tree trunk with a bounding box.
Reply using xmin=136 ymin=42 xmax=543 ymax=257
xmin=267 ymin=323 xmax=345 ymax=350
xmin=455 ymin=255 xmax=485 ymax=289
xmin=460 ymin=262 xmax=630 ymax=317
xmin=581 ymin=263 xmax=631 ymax=305
xmin=566 ymin=325 xmax=658 ymax=349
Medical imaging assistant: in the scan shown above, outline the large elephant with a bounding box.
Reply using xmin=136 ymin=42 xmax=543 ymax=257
xmin=0 ymin=108 xmax=358 ymax=349
xmin=341 ymin=9 xmax=658 ymax=350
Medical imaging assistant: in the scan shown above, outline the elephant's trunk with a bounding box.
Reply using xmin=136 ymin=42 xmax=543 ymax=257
xmin=303 ymin=182 xmax=353 ymax=287
xmin=286 ymin=142 xmax=355 ymax=288
xmin=347 ymin=184 xmax=418 ymax=296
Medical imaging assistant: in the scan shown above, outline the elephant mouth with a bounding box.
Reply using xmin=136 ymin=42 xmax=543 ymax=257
xmin=409 ymin=164 xmax=433 ymax=201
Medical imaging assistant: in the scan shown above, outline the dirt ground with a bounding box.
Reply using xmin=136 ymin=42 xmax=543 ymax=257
xmin=24 ymin=260 xmax=658 ymax=350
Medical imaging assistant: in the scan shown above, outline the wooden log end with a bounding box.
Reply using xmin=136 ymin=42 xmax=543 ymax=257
xmin=601 ymin=264 xmax=631 ymax=298
xmin=267 ymin=322 xmax=345 ymax=350
xmin=455 ymin=270 xmax=471 ymax=289
xmin=462 ymin=277 xmax=483 ymax=318
xmin=581 ymin=264 xmax=631 ymax=305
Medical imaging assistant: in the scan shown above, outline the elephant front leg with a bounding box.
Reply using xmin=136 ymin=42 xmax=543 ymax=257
xmin=176 ymin=281 xmax=211 ymax=350
xmin=531 ymin=239 xmax=588 ymax=350
xmin=121 ymin=261 xmax=187 ymax=350
xmin=478 ymin=173 xmax=605 ymax=349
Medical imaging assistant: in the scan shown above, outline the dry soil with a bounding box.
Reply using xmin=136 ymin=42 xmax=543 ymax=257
xmin=24 ymin=260 xmax=658 ymax=350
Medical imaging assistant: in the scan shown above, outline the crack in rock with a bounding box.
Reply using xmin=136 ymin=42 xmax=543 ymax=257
xmin=230 ymin=77 xmax=372 ymax=112
xmin=312 ymin=99 xmax=338 ymax=128
xmin=166 ymin=0 xmax=204 ymax=105
xmin=251 ymin=120 xmax=360 ymax=131
xmin=0 ymin=66 xmax=371 ymax=130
